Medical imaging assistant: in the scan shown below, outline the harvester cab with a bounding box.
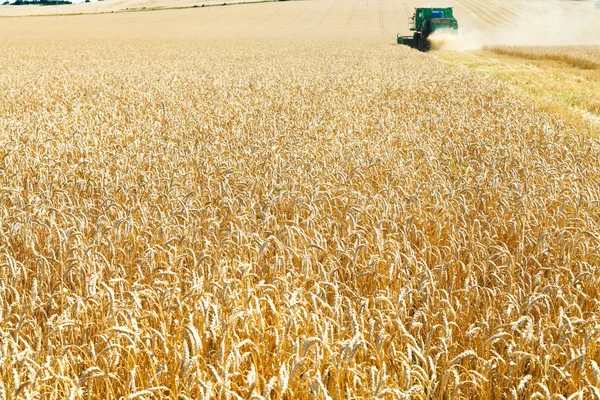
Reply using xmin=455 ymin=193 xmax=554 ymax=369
xmin=397 ymin=7 xmax=458 ymax=51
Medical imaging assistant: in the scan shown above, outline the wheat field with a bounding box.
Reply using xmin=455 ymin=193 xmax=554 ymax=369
xmin=1 ymin=1 xmax=600 ymax=399
xmin=0 ymin=0 xmax=541 ymax=25
xmin=0 ymin=0 xmax=265 ymax=17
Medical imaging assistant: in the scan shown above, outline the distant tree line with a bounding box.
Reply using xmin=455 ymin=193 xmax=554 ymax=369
xmin=8 ymin=0 xmax=74 ymax=4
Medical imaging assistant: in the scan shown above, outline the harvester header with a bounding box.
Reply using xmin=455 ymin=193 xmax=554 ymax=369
xmin=397 ymin=7 xmax=458 ymax=51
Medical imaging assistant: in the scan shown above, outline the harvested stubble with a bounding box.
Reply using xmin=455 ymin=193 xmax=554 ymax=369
xmin=0 ymin=38 xmax=600 ymax=399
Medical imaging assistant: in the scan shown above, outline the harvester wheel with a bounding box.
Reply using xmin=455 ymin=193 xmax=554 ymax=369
xmin=417 ymin=33 xmax=430 ymax=52
xmin=422 ymin=36 xmax=431 ymax=52
xmin=413 ymin=33 xmax=421 ymax=50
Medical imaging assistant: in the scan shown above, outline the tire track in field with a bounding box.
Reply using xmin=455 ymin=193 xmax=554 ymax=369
xmin=316 ymin=0 xmax=334 ymax=27
xmin=495 ymin=0 xmax=521 ymax=16
xmin=492 ymin=0 xmax=541 ymax=27
xmin=402 ymin=0 xmax=410 ymax=17
xmin=456 ymin=0 xmax=493 ymax=26
xmin=482 ymin=1 xmax=514 ymax=25
xmin=378 ymin=0 xmax=387 ymax=34
xmin=466 ymin=0 xmax=516 ymax=26
xmin=259 ymin=4 xmax=281 ymax=25
xmin=345 ymin=0 xmax=358 ymax=28
xmin=286 ymin=2 xmax=309 ymax=28
xmin=390 ymin=0 xmax=402 ymax=34
xmin=455 ymin=0 xmax=498 ymax=26
xmin=400 ymin=0 xmax=411 ymax=32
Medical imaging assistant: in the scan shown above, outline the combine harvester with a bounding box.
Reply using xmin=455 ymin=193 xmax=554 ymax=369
xmin=397 ymin=8 xmax=458 ymax=51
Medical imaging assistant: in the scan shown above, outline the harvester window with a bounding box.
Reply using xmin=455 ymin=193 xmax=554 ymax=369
xmin=432 ymin=11 xmax=443 ymax=18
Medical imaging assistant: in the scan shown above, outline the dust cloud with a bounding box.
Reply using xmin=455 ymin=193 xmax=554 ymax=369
xmin=429 ymin=0 xmax=600 ymax=51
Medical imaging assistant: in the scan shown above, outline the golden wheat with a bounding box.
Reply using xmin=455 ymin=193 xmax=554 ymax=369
xmin=0 ymin=15 xmax=599 ymax=400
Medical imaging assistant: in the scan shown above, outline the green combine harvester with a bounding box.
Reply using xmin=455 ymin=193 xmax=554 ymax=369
xmin=397 ymin=7 xmax=458 ymax=52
